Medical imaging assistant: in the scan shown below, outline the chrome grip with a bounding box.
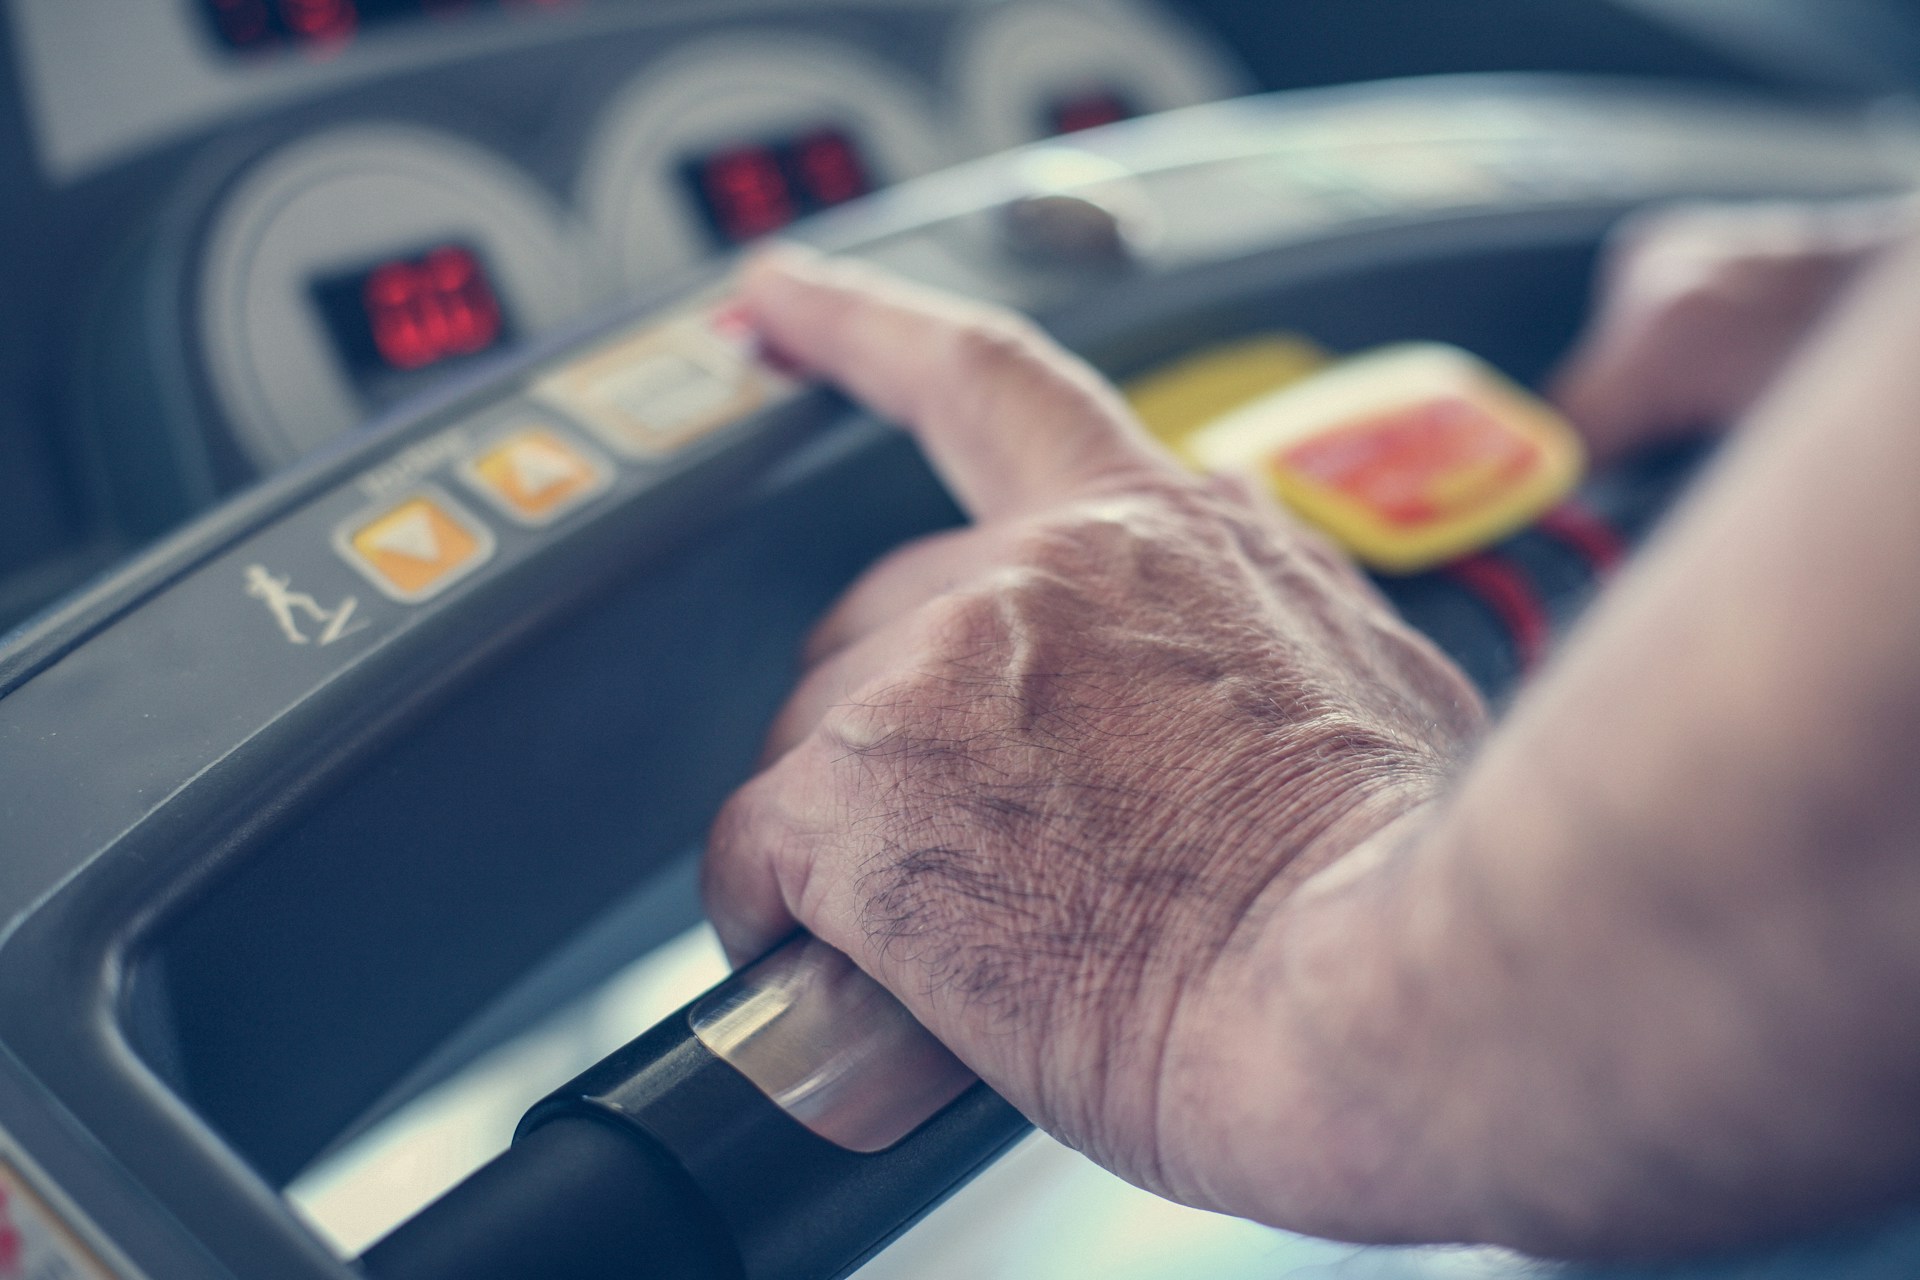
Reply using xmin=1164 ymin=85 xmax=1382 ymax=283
xmin=692 ymin=935 xmax=976 ymax=1153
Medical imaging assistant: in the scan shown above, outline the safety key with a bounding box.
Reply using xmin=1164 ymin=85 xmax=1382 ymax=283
xmin=1184 ymin=343 xmax=1585 ymax=573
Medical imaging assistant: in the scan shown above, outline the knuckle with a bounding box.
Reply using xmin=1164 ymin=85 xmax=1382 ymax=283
xmin=706 ymin=783 xmax=754 ymax=852
xmin=1643 ymin=276 xmax=1738 ymax=333
xmin=710 ymin=758 xmax=839 ymax=916
xmin=990 ymin=555 xmax=1090 ymax=636
xmin=1013 ymin=500 xmax=1152 ymax=565
xmin=1688 ymin=255 xmax=1781 ymax=306
xmin=768 ymin=820 xmax=828 ymax=923
xmin=1614 ymin=200 xmax=1737 ymax=263
xmin=815 ymin=665 xmax=972 ymax=762
xmin=921 ymin=584 xmax=1017 ymax=656
xmin=1017 ymin=494 xmax=1230 ymax=591
xmin=815 ymin=688 xmax=897 ymax=754
xmin=764 ymin=687 xmax=817 ymax=759
xmin=799 ymin=612 xmax=851 ymax=670
xmin=703 ymin=792 xmax=775 ymax=918
xmin=945 ymin=314 xmax=1052 ymax=384
xmin=1127 ymin=467 xmax=1207 ymax=505
xmin=707 ymin=777 xmax=776 ymax=864
xmin=1008 ymin=517 xmax=1092 ymax=575
xmin=811 ymin=593 xmax=1025 ymax=753
xmin=1198 ymin=468 xmax=1270 ymax=512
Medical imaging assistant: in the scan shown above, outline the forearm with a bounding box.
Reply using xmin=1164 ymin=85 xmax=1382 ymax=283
xmin=1211 ymin=771 xmax=1920 ymax=1258
xmin=717 ymin=241 xmax=1920 ymax=1260
xmin=1182 ymin=234 xmax=1920 ymax=1257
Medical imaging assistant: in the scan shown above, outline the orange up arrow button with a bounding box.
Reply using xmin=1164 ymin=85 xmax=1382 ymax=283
xmin=460 ymin=424 xmax=613 ymax=526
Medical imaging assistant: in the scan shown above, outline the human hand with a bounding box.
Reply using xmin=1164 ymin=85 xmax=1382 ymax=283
xmin=702 ymin=247 xmax=1484 ymax=1202
xmin=1550 ymin=197 xmax=1911 ymax=462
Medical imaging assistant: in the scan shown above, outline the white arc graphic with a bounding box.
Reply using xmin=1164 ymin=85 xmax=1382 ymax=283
xmin=506 ymin=441 xmax=578 ymax=497
xmin=368 ymin=509 xmax=443 ymax=562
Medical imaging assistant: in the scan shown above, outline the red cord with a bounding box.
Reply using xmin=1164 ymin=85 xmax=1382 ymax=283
xmin=1442 ymin=554 xmax=1550 ymax=672
xmin=1536 ymin=501 xmax=1628 ymax=576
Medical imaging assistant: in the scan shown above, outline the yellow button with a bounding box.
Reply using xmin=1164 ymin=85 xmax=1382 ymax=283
xmin=1185 ymin=343 xmax=1584 ymax=574
xmin=1122 ymin=333 xmax=1331 ymax=453
xmin=460 ymin=425 xmax=612 ymax=526
xmin=335 ymin=490 xmax=494 ymax=602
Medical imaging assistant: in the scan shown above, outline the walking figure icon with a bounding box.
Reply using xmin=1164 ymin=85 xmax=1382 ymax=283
xmin=244 ymin=564 xmax=368 ymax=646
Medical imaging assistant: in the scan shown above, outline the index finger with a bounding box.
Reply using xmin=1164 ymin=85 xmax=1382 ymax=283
xmin=739 ymin=246 xmax=1177 ymax=521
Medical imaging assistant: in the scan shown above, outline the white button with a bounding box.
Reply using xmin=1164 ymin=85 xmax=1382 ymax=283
xmin=530 ymin=306 xmax=798 ymax=460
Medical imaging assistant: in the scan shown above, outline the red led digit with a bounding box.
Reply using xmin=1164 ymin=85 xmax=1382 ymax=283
xmin=1051 ymin=90 xmax=1135 ymax=135
xmin=277 ymin=0 xmax=357 ymax=44
xmin=207 ymin=0 xmax=593 ymax=53
xmin=364 ymin=263 xmax=430 ymax=369
xmin=0 ymin=1220 xmax=17 ymax=1276
xmin=426 ymin=245 xmax=502 ymax=356
xmin=361 ymin=246 xmax=504 ymax=371
xmin=686 ymin=128 xmax=878 ymax=245
xmin=702 ymin=147 xmax=797 ymax=242
xmin=791 ymin=130 xmax=871 ymax=208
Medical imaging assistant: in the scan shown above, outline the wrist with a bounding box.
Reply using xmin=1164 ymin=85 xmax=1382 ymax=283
xmin=1149 ymin=796 xmax=1468 ymax=1237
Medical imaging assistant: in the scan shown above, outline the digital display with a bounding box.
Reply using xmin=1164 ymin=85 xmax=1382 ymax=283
xmin=202 ymin=0 xmax=577 ymax=56
xmin=1047 ymin=89 xmax=1138 ymax=136
xmin=313 ymin=244 xmax=511 ymax=400
xmin=682 ymin=128 xmax=875 ymax=246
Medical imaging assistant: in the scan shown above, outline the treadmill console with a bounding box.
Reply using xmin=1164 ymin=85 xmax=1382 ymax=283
xmin=0 ymin=77 xmax=1914 ymax=1280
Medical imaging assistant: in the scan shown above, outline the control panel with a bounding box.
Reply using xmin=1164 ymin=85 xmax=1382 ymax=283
xmin=32 ymin=0 xmax=1242 ymax=474
xmin=0 ymin=0 xmax=1245 ymax=630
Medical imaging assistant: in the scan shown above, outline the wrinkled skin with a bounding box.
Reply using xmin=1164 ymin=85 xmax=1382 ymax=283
xmin=703 ymin=198 xmax=1920 ymax=1258
xmin=703 ymin=250 xmax=1482 ymax=1189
